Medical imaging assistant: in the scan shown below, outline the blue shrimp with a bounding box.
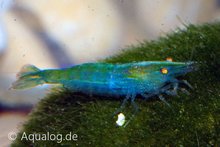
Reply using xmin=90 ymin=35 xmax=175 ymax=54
xmin=11 ymin=60 xmax=197 ymax=126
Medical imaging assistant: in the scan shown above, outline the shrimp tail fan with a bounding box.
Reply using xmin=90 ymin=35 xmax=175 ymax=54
xmin=10 ymin=64 xmax=44 ymax=90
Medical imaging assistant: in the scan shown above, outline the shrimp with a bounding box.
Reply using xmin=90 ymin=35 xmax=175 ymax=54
xmin=11 ymin=61 xmax=197 ymax=126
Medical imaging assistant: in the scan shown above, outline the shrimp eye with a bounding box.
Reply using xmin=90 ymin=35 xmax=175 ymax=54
xmin=161 ymin=68 xmax=168 ymax=74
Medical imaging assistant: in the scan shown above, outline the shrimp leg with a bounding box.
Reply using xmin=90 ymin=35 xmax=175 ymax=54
xmin=158 ymin=95 xmax=171 ymax=107
xmin=141 ymin=93 xmax=156 ymax=99
xmin=113 ymin=93 xmax=130 ymax=115
xmin=171 ymin=79 xmax=193 ymax=89
xmin=181 ymin=80 xmax=193 ymax=89
xmin=170 ymin=79 xmax=193 ymax=95
xmin=124 ymin=93 xmax=138 ymax=127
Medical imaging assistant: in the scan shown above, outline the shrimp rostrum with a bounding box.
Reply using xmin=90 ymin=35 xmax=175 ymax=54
xmin=11 ymin=61 xmax=197 ymax=124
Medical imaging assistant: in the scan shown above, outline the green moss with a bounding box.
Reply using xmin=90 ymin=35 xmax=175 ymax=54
xmin=12 ymin=22 xmax=220 ymax=146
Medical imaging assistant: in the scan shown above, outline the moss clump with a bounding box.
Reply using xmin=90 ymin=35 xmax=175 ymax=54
xmin=12 ymin=22 xmax=220 ymax=146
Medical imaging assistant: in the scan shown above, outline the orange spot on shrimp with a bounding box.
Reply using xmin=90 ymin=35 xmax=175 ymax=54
xmin=166 ymin=57 xmax=173 ymax=62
